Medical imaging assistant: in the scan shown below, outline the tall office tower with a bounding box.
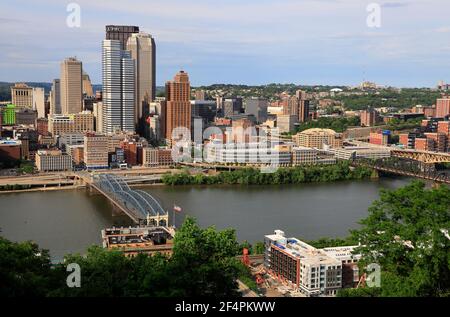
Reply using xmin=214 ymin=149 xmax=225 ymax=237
xmin=245 ymin=97 xmax=268 ymax=123
xmin=126 ymin=32 xmax=156 ymax=133
xmin=299 ymin=99 xmax=310 ymax=123
xmin=50 ymin=79 xmax=61 ymax=115
xmin=33 ymin=87 xmax=45 ymax=118
xmin=102 ymin=40 xmax=135 ymax=134
xmin=60 ymin=57 xmax=83 ymax=114
xmin=11 ymin=83 xmax=34 ymax=108
xmin=106 ymin=25 xmax=139 ymax=50
xmin=436 ymin=97 xmax=450 ymax=118
xmin=165 ymin=71 xmax=191 ymax=142
xmin=282 ymin=96 xmax=299 ymax=116
xmin=296 ymin=90 xmax=310 ymax=122
xmin=360 ymin=109 xmax=379 ymax=127
xmin=93 ymin=102 xmax=103 ymax=133
xmin=223 ymin=97 xmax=243 ymax=118
xmin=82 ymin=72 xmax=94 ymax=97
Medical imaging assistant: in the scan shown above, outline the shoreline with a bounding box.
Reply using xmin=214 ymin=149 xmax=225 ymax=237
xmin=0 ymin=185 xmax=86 ymax=194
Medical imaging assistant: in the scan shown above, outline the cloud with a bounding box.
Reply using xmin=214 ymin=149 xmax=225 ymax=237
xmin=0 ymin=0 xmax=450 ymax=86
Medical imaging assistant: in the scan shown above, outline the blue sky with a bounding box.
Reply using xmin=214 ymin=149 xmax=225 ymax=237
xmin=1 ymin=0 xmax=450 ymax=87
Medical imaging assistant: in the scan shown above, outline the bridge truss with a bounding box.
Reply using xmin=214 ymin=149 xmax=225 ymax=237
xmin=353 ymin=157 xmax=450 ymax=184
xmin=93 ymin=174 xmax=168 ymax=225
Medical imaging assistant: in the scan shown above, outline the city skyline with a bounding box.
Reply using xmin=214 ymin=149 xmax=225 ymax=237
xmin=1 ymin=0 xmax=450 ymax=87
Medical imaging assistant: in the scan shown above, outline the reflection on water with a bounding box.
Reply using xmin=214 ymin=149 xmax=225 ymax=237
xmin=0 ymin=177 xmax=412 ymax=261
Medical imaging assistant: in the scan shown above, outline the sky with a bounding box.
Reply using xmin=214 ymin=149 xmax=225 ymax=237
xmin=0 ymin=0 xmax=450 ymax=87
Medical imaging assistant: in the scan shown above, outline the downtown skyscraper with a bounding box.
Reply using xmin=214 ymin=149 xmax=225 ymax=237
xmin=126 ymin=32 xmax=156 ymax=135
xmin=105 ymin=25 xmax=139 ymax=50
xmin=102 ymin=40 xmax=135 ymax=134
xmin=165 ymin=71 xmax=191 ymax=143
xmin=60 ymin=57 xmax=83 ymax=114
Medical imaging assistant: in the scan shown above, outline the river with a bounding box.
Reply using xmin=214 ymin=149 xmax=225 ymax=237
xmin=0 ymin=177 xmax=412 ymax=261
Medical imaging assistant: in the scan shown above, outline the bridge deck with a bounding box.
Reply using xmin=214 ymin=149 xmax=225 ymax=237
xmin=91 ymin=174 xmax=168 ymax=224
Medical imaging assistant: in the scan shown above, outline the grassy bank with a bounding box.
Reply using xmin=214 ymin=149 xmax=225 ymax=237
xmin=162 ymin=161 xmax=373 ymax=186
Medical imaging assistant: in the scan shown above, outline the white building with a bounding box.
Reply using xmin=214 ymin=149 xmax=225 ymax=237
xmin=264 ymin=230 xmax=361 ymax=297
xmin=330 ymin=146 xmax=391 ymax=160
xmin=205 ymin=141 xmax=291 ymax=166
xmin=102 ymin=40 xmax=135 ymax=134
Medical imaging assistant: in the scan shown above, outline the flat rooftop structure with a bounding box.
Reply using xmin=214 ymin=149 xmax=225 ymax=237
xmin=102 ymin=226 xmax=175 ymax=257
xmin=265 ymin=230 xmax=360 ymax=265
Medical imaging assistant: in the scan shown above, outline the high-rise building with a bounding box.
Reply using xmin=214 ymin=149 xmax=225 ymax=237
xmin=11 ymin=83 xmax=33 ymax=108
xmin=82 ymin=72 xmax=94 ymax=97
xmin=33 ymin=87 xmax=45 ymax=118
xmin=60 ymin=57 xmax=83 ymax=114
xmin=296 ymin=90 xmax=310 ymax=123
xmin=360 ymin=109 xmax=379 ymax=127
xmin=93 ymin=102 xmax=103 ymax=133
xmin=277 ymin=114 xmax=297 ymax=133
xmin=106 ymin=25 xmax=139 ymax=50
xmin=223 ymin=97 xmax=243 ymax=118
xmin=281 ymin=95 xmax=306 ymax=123
xmin=102 ymin=40 xmax=136 ymax=134
xmin=126 ymin=32 xmax=156 ymax=132
xmin=245 ymin=97 xmax=268 ymax=123
xmin=50 ymin=79 xmax=61 ymax=115
xmin=436 ymin=97 xmax=450 ymax=118
xmin=191 ymin=100 xmax=216 ymax=126
xmin=149 ymin=100 xmax=166 ymax=141
xmin=165 ymin=71 xmax=191 ymax=142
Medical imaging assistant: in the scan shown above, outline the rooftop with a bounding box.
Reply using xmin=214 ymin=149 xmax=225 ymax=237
xmin=266 ymin=230 xmax=360 ymax=265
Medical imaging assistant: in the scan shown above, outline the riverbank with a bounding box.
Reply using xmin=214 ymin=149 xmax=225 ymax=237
xmin=0 ymin=184 xmax=85 ymax=194
xmin=161 ymin=162 xmax=374 ymax=186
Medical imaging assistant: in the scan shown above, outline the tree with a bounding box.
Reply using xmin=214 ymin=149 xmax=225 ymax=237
xmin=169 ymin=217 xmax=241 ymax=297
xmin=0 ymin=237 xmax=54 ymax=297
xmin=350 ymin=181 xmax=450 ymax=297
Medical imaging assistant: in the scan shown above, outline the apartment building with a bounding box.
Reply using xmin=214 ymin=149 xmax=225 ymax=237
xmin=264 ymin=230 xmax=361 ymax=297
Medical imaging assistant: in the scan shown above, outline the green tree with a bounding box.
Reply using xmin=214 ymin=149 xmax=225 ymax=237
xmin=169 ymin=217 xmax=241 ymax=297
xmin=350 ymin=181 xmax=450 ymax=297
xmin=0 ymin=237 xmax=54 ymax=297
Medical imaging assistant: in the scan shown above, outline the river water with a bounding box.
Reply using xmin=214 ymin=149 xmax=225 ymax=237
xmin=0 ymin=177 xmax=412 ymax=261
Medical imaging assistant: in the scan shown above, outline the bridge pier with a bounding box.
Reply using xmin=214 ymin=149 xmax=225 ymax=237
xmin=370 ymin=169 xmax=379 ymax=180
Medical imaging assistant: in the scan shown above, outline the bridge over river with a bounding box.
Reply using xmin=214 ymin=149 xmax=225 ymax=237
xmin=91 ymin=174 xmax=169 ymax=225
